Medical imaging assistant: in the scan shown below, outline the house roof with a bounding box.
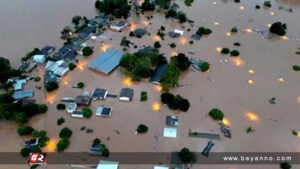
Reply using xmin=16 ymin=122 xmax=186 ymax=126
xmin=191 ymin=34 xmax=201 ymax=40
xmin=168 ymin=31 xmax=181 ymax=38
xmin=92 ymin=88 xmax=108 ymax=99
xmin=88 ymin=49 xmax=123 ymax=75
xmin=134 ymin=28 xmax=147 ymax=37
xmin=12 ymin=90 xmax=34 ymax=100
xmin=13 ymin=79 xmax=27 ymax=91
xmin=21 ymin=99 xmax=36 ymax=107
xmin=53 ymin=45 xmax=76 ymax=61
xmin=40 ymin=46 xmax=55 ymax=56
xmin=96 ymin=106 xmax=112 ymax=116
xmin=150 ymin=64 xmax=168 ymax=84
xmin=24 ymin=138 xmax=39 ymax=148
xmin=33 ymin=55 xmax=46 ymax=63
xmin=137 ymin=46 xmax=156 ymax=54
xmin=163 ymin=128 xmax=177 ymax=138
xmin=119 ymin=88 xmax=134 ymax=99
xmin=154 ymin=166 xmax=169 ymax=169
xmin=75 ymin=95 xmax=91 ymax=105
xmin=72 ymin=110 xmax=84 ymax=116
xmin=96 ymin=160 xmax=119 ymax=169
xmin=44 ymin=71 xmax=60 ymax=83
xmin=165 ymin=115 xmax=179 ymax=127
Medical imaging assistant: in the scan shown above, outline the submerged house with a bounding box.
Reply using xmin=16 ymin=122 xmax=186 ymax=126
xmin=119 ymin=88 xmax=134 ymax=101
xmin=75 ymin=95 xmax=91 ymax=106
xmin=96 ymin=106 xmax=112 ymax=117
xmin=45 ymin=60 xmax=69 ymax=77
xmin=91 ymin=88 xmax=108 ymax=100
xmin=89 ymin=142 xmax=105 ymax=156
xmin=165 ymin=115 xmax=179 ymax=127
xmin=52 ymin=45 xmax=76 ymax=61
xmin=32 ymin=55 xmax=46 ymax=64
xmin=71 ymin=110 xmax=84 ymax=118
xmin=23 ymin=138 xmax=39 ymax=149
xmin=88 ymin=49 xmax=123 ymax=75
xmin=40 ymin=46 xmax=55 ymax=56
xmin=96 ymin=160 xmax=119 ymax=169
xmin=7 ymin=78 xmax=27 ymax=91
xmin=150 ymin=64 xmax=168 ymax=84
xmin=109 ymin=21 xmax=128 ymax=31
xmin=12 ymin=90 xmax=34 ymax=100
xmin=133 ymin=28 xmax=147 ymax=38
xmin=18 ymin=62 xmax=37 ymax=73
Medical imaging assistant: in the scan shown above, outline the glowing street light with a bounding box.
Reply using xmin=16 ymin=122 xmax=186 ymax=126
xmin=245 ymin=28 xmax=253 ymax=33
xmin=215 ymin=47 xmax=222 ymax=53
xmin=222 ymin=118 xmax=231 ymax=126
xmin=152 ymin=103 xmax=161 ymax=111
xmin=245 ymin=112 xmax=259 ymax=122
xmin=214 ymin=22 xmax=220 ymax=26
xmin=277 ymin=77 xmax=284 ymax=83
xmin=248 ymin=69 xmax=255 ymax=74
xmin=248 ymin=79 xmax=254 ymax=85
xmin=239 ymin=6 xmax=245 ymax=10
xmin=123 ymin=77 xmax=133 ymax=87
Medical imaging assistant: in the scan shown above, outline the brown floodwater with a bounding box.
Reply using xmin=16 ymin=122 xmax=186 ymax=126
xmin=0 ymin=0 xmax=300 ymax=169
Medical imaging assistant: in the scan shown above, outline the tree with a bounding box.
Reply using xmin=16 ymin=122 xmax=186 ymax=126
xmin=161 ymin=92 xmax=175 ymax=104
xmin=57 ymin=118 xmax=65 ymax=126
xmin=269 ymin=22 xmax=287 ymax=36
xmin=34 ymin=77 xmax=41 ymax=82
xmin=77 ymin=82 xmax=85 ymax=89
xmin=292 ymin=65 xmax=300 ymax=71
xmin=20 ymin=148 xmax=30 ymax=157
xmin=82 ymin=46 xmax=93 ymax=56
xmin=56 ymin=104 xmax=66 ymax=110
xmin=176 ymin=11 xmax=187 ymax=23
xmin=17 ymin=126 xmax=34 ymax=136
xmin=263 ymin=1 xmax=272 ymax=7
xmin=140 ymin=91 xmax=148 ymax=101
xmin=160 ymin=65 xmax=180 ymax=91
xmin=137 ymin=124 xmax=148 ymax=134
xmin=95 ymin=0 xmax=131 ymax=18
xmin=230 ymin=50 xmax=240 ymax=57
xmin=93 ymin=138 xmax=101 ymax=144
xmin=0 ymin=57 xmax=21 ymax=82
xmin=155 ymin=0 xmax=171 ymax=9
xmin=31 ymin=147 xmax=41 ymax=153
xmin=209 ymin=108 xmax=224 ymax=120
xmin=233 ymin=42 xmax=241 ymax=46
xmin=45 ymin=81 xmax=59 ymax=92
xmin=14 ymin=112 xmax=29 ymax=124
xmin=184 ymin=0 xmax=194 ymax=6
xmin=280 ymin=162 xmax=292 ymax=169
xmin=141 ymin=0 xmax=155 ymax=11
xmin=171 ymin=53 xmax=190 ymax=71
xmin=38 ymin=104 xmax=48 ymax=114
xmin=82 ymin=107 xmax=93 ymax=118
xmin=56 ymin=138 xmax=70 ymax=152
xmin=178 ymin=147 xmax=196 ymax=164
xmin=179 ymin=99 xmax=190 ymax=112
xmin=199 ymin=62 xmax=210 ymax=72
xmin=169 ymin=43 xmax=176 ymax=48
xmin=231 ymin=26 xmax=238 ymax=33
xmin=166 ymin=9 xmax=177 ymax=18
xmin=102 ymin=146 xmax=110 ymax=157
xmin=59 ymin=127 xmax=73 ymax=139
xmin=72 ymin=16 xmax=82 ymax=26
xmin=154 ymin=41 xmax=161 ymax=49
xmin=196 ymin=27 xmax=212 ymax=36
xmin=68 ymin=63 xmax=77 ymax=70
xmin=221 ymin=48 xmax=230 ymax=54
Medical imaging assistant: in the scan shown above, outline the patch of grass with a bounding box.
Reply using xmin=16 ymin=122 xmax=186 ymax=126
xmin=246 ymin=127 xmax=255 ymax=133
xmin=292 ymin=65 xmax=300 ymax=71
xmin=233 ymin=42 xmax=241 ymax=46
xmin=140 ymin=91 xmax=148 ymax=101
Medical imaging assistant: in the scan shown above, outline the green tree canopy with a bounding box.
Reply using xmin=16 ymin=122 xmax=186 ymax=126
xmin=178 ymin=147 xmax=197 ymax=164
xmin=95 ymin=0 xmax=131 ymax=18
xmin=209 ymin=108 xmax=224 ymax=120
xmin=59 ymin=127 xmax=73 ymax=139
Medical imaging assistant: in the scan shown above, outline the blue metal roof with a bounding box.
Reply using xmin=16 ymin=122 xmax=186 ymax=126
xmin=12 ymin=90 xmax=34 ymax=100
xmin=150 ymin=64 xmax=168 ymax=84
xmin=88 ymin=49 xmax=123 ymax=75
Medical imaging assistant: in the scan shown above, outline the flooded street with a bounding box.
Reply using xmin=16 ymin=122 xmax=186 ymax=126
xmin=0 ymin=0 xmax=300 ymax=169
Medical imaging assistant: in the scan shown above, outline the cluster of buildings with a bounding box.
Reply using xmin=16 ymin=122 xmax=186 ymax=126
xmin=62 ymin=88 xmax=134 ymax=118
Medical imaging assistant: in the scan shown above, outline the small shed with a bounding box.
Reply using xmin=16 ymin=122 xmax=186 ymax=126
xmin=96 ymin=160 xmax=119 ymax=169
xmin=12 ymin=90 xmax=34 ymax=100
xmin=119 ymin=88 xmax=134 ymax=101
xmin=133 ymin=28 xmax=147 ymax=38
xmin=165 ymin=115 xmax=179 ymax=127
xmin=174 ymin=29 xmax=184 ymax=35
xmin=66 ymin=102 xmax=77 ymax=113
xmin=163 ymin=128 xmax=177 ymax=138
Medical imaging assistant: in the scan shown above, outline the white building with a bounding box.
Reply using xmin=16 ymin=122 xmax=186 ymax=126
xmin=71 ymin=111 xmax=84 ymax=118
xmin=33 ymin=54 xmax=46 ymax=63
xmin=174 ymin=29 xmax=184 ymax=36
xmin=96 ymin=160 xmax=119 ymax=169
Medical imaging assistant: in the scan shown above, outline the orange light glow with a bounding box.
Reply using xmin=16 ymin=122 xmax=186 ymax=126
xmin=231 ymin=57 xmax=245 ymax=67
xmin=100 ymin=43 xmax=110 ymax=52
xmin=297 ymin=97 xmax=300 ymax=103
xmin=239 ymin=6 xmax=245 ymax=10
xmin=154 ymin=85 xmax=162 ymax=92
xmin=245 ymin=28 xmax=253 ymax=33
xmin=43 ymin=138 xmax=58 ymax=152
xmin=123 ymin=77 xmax=133 ymax=87
xmin=152 ymin=103 xmax=161 ymax=111
xmin=215 ymin=47 xmax=222 ymax=52
xmin=78 ymin=60 xmax=87 ymax=71
xmin=130 ymin=23 xmax=137 ymax=31
xmin=152 ymin=35 xmax=161 ymax=41
xmin=214 ymin=22 xmax=220 ymax=26
xmin=248 ymin=69 xmax=255 ymax=74
xmin=61 ymin=75 xmax=70 ymax=86
xmin=270 ymin=11 xmax=275 ymax=16
xmin=226 ymin=32 xmax=231 ymax=36
xmin=248 ymin=79 xmax=254 ymax=85
xmin=143 ymin=21 xmax=150 ymax=26
xmin=277 ymin=77 xmax=284 ymax=83
xmin=170 ymin=51 xmax=178 ymax=56
xmin=245 ymin=112 xmax=259 ymax=121
xmin=46 ymin=93 xmax=57 ymax=104
xmin=222 ymin=118 xmax=231 ymax=126
xmin=267 ymin=24 xmax=272 ymax=28
xmin=281 ymin=36 xmax=289 ymax=40
xmin=180 ymin=37 xmax=187 ymax=45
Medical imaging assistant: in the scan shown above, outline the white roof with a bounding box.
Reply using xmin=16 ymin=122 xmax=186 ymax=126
xmin=154 ymin=166 xmax=169 ymax=169
xmin=174 ymin=29 xmax=184 ymax=35
xmin=45 ymin=60 xmax=69 ymax=76
xmin=54 ymin=67 xmax=69 ymax=77
xmin=163 ymin=128 xmax=177 ymax=138
xmin=33 ymin=55 xmax=46 ymax=63
xmin=13 ymin=79 xmax=26 ymax=91
xmin=96 ymin=160 xmax=119 ymax=169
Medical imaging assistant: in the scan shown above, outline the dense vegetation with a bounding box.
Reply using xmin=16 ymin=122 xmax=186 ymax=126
xmin=165 ymin=9 xmax=188 ymax=23
xmin=199 ymin=62 xmax=210 ymax=72
xmin=161 ymin=92 xmax=190 ymax=112
xmin=45 ymin=81 xmax=59 ymax=92
xmin=82 ymin=46 xmax=94 ymax=56
xmin=293 ymin=65 xmax=300 ymax=71
xmin=120 ymin=51 xmax=167 ymax=81
xmin=0 ymin=57 xmax=21 ymax=83
xmin=178 ymin=147 xmax=197 ymax=164
xmin=270 ymin=22 xmax=287 ymax=36
xmin=209 ymin=108 xmax=224 ymax=120
xmin=57 ymin=127 xmax=73 ymax=151
xmin=21 ymin=48 xmax=40 ymax=62
xmin=140 ymin=91 xmax=148 ymax=101
xmin=95 ymin=0 xmax=131 ymax=18
xmin=137 ymin=124 xmax=148 ymax=134
xmin=184 ymin=0 xmax=194 ymax=6
xmin=83 ymin=107 xmax=93 ymax=118
xmin=196 ymin=27 xmax=212 ymax=36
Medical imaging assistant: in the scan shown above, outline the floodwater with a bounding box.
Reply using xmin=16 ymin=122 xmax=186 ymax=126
xmin=0 ymin=0 xmax=300 ymax=169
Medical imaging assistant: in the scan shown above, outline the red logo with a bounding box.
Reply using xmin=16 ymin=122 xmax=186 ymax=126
xmin=28 ymin=153 xmax=47 ymax=165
